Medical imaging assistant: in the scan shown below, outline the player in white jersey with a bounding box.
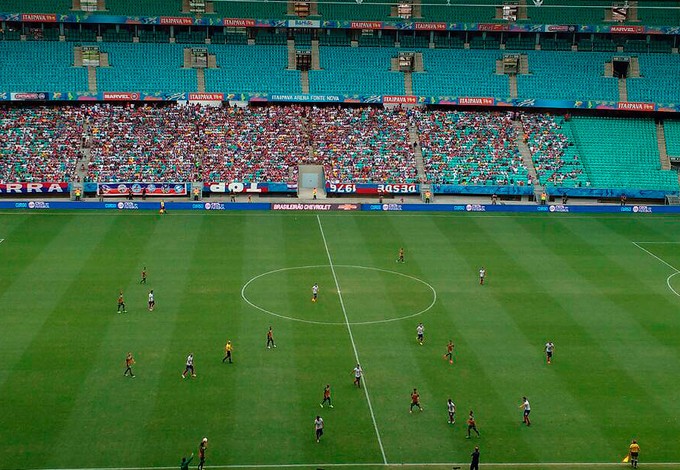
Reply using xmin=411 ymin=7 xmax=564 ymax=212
xmin=447 ymin=398 xmax=456 ymax=424
xmin=352 ymin=364 xmax=363 ymax=388
xmin=312 ymin=283 xmax=319 ymax=303
xmin=148 ymin=290 xmax=155 ymax=311
xmin=479 ymin=267 xmax=486 ymax=285
xmin=182 ymin=353 xmax=196 ymax=378
xmin=416 ymin=323 xmax=424 ymax=345
xmin=545 ymin=341 xmax=554 ymax=364
xmin=314 ymin=415 xmax=324 ymax=442
xmin=519 ymin=396 xmax=531 ymax=426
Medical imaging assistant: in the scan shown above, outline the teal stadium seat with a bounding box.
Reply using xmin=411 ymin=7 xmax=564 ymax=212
xmin=413 ymin=49 xmax=510 ymax=98
xmin=97 ymin=43 xmax=197 ymax=93
xmin=309 ymin=47 xmax=404 ymax=96
xmin=627 ymin=54 xmax=680 ymax=104
xmin=205 ymin=45 xmax=301 ymax=94
xmin=517 ymin=51 xmax=619 ymax=101
xmin=568 ymin=116 xmax=678 ymax=191
xmin=664 ymin=121 xmax=680 ymax=157
xmin=0 ymin=41 xmax=88 ymax=92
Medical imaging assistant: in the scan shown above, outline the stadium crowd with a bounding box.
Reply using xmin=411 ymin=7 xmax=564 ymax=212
xmin=519 ymin=113 xmax=587 ymax=187
xmin=0 ymin=107 xmax=84 ymax=183
xmin=310 ymin=106 xmax=417 ymax=184
xmin=415 ymin=111 xmax=530 ymax=186
xmin=0 ymin=104 xmax=597 ymax=188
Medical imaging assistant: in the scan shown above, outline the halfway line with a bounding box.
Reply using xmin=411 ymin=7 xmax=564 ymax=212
xmin=316 ymin=215 xmax=388 ymax=465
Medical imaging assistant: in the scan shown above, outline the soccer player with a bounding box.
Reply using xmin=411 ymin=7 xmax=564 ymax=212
xmin=466 ymin=410 xmax=480 ymax=438
xmin=182 ymin=353 xmax=195 ymax=378
xmin=148 ymin=290 xmax=155 ymax=312
xmin=266 ymin=326 xmax=276 ymax=349
xmin=123 ymin=352 xmax=135 ymax=378
xmin=443 ymin=340 xmax=454 ymax=364
xmin=160 ymin=200 xmax=166 ymax=215
xmin=179 ymin=454 xmax=193 ymax=470
xmin=629 ymin=440 xmax=640 ymax=468
xmin=447 ymin=398 xmax=456 ymax=424
xmin=312 ymin=283 xmax=319 ymax=302
xmin=320 ymin=384 xmax=333 ymax=408
xmin=198 ymin=438 xmax=207 ymax=470
xmin=416 ymin=323 xmax=424 ymax=345
xmin=519 ymin=397 xmax=531 ymax=426
xmin=470 ymin=446 xmax=480 ymax=470
xmin=410 ymin=388 xmax=423 ymax=413
xmin=117 ymin=290 xmax=127 ymax=313
xmin=140 ymin=267 xmax=147 ymax=284
xmin=314 ymin=415 xmax=324 ymax=442
xmin=352 ymin=364 xmax=363 ymax=388
xmin=545 ymin=341 xmax=555 ymax=364
xmin=397 ymin=247 xmax=405 ymax=263
xmin=479 ymin=267 xmax=486 ymax=285
xmin=222 ymin=340 xmax=233 ymax=364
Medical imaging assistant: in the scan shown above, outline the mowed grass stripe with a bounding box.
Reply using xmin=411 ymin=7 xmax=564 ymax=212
xmin=459 ymin=216 xmax=621 ymax=462
xmin=0 ymin=214 xmax=143 ymax=469
xmin=510 ymin=216 xmax=680 ymax=461
xmin=43 ymin=214 xmax=204 ymax=468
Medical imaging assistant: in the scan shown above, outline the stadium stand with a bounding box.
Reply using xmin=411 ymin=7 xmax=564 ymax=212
xmin=627 ymin=54 xmax=680 ymax=104
xmin=205 ymin=45 xmax=301 ymax=94
xmin=517 ymin=51 xmax=619 ymax=101
xmin=86 ymin=105 xmax=199 ymax=183
xmin=0 ymin=107 xmax=83 ymax=183
xmin=413 ymin=49 xmax=510 ymax=98
xmin=0 ymin=41 xmax=88 ymax=93
xmin=96 ymin=43 xmax=197 ymax=94
xmin=317 ymin=0 xmax=391 ymax=20
xmin=310 ymin=107 xmax=417 ymax=184
xmin=310 ymin=47 xmax=404 ymax=96
xmin=200 ymin=105 xmax=311 ymax=183
xmin=416 ymin=111 xmax=529 ymax=186
xmin=664 ymin=120 xmax=680 ymax=157
xmin=520 ymin=114 xmax=589 ymax=188
xmin=567 ymin=116 xmax=678 ymax=191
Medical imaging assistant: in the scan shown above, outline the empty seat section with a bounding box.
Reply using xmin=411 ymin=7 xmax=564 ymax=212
xmin=213 ymin=0 xmax=288 ymax=18
xmin=318 ymin=0 xmax=390 ymax=20
xmin=517 ymin=51 xmax=618 ymax=101
xmin=97 ymin=43 xmax=197 ymax=93
xmin=664 ymin=120 xmax=680 ymax=157
xmin=413 ymin=49 xmax=509 ymax=98
xmin=205 ymin=45 xmax=301 ymax=94
xmin=627 ymin=54 xmax=680 ymax=103
xmin=310 ymin=47 xmax=404 ymax=95
xmin=568 ymin=116 xmax=678 ymax=190
xmin=0 ymin=41 xmax=88 ymax=92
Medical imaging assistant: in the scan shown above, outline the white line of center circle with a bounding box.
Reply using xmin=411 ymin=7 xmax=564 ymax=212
xmin=240 ymin=264 xmax=437 ymax=326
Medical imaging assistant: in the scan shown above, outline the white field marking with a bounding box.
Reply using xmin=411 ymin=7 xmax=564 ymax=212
xmin=25 ymin=462 xmax=680 ymax=470
xmin=632 ymin=241 xmax=680 ymax=297
xmin=240 ymin=265 xmax=437 ymax=326
xmin=316 ymin=215 xmax=388 ymax=465
xmin=0 ymin=238 xmax=4 ymax=243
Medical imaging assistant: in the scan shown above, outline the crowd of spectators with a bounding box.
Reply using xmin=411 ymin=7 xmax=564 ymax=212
xmin=415 ymin=110 xmax=529 ymax=186
xmin=199 ymin=105 xmax=311 ymax=183
xmin=0 ymin=105 xmax=594 ymax=189
xmin=519 ymin=113 xmax=588 ymax=188
xmin=310 ymin=106 xmax=417 ymax=184
xmin=86 ymin=104 xmax=199 ymax=183
xmin=0 ymin=106 xmax=84 ymax=183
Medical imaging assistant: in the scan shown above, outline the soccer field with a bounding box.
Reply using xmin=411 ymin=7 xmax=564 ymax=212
xmin=1 ymin=211 xmax=680 ymax=470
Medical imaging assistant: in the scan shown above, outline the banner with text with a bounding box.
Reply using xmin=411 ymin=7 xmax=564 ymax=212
xmin=0 ymin=182 xmax=70 ymax=194
xmin=97 ymin=182 xmax=188 ymax=197
xmin=325 ymin=182 xmax=419 ymax=194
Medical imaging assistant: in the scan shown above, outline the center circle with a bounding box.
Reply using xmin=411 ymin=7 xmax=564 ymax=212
xmin=241 ymin=265 xmax=437 ymax=325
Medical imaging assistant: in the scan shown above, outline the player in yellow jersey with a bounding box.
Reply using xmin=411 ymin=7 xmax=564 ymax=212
xmin=628 ymin=440 xmax=640 ymax=468
xmin=222 ymin=340 xmax=233 ymax=364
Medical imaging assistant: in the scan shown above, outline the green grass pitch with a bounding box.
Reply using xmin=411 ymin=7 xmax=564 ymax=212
xmin=1 ymin=211 xmax=680 ymax=470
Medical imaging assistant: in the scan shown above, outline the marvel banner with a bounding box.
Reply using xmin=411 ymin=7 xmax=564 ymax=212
xmin=97 ymin=182 xmax=188 ymax=197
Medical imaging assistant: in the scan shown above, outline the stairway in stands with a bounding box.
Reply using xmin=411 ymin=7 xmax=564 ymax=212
xmin=409 ymin=124 xmax=430 ymax=201
xmin=512 ymin=120 xmax=543 ymax=201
